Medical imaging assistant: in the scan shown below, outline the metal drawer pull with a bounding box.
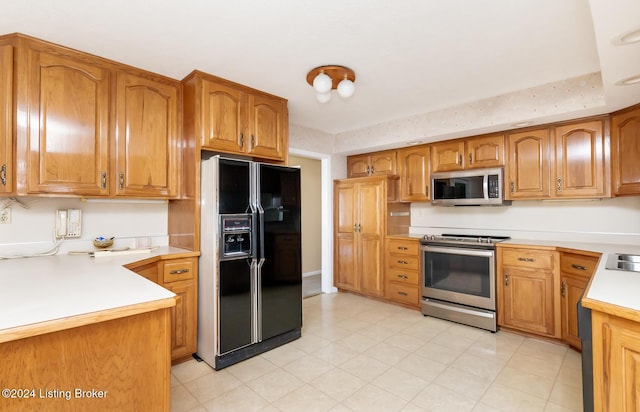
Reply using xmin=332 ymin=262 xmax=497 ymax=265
xmin=170 ymin=268 xmax=190 ymax=275
xmin=505 ymin=273 xmax=509 ymax=286
xmin=100 ymin=171 xmax=107 ymax=189
xmin=397 ymin=260 xmax=408 ymax=265
xmin=397 ymin=291 xmax=408 ymax=296
xmin=571 ymin=264 xmax=587 ymax=271
xmin=397 ymin=274 xmax=409 ymax=279
xmin=561 ymin=280 xmax=566 ymax=297
xmin=119 ymin=172 xmax=125 ymax=190
xmin=517 ymin=257 xmax=536 ymax=262
xmin=397 ymin=246 xmax=408 ymax=250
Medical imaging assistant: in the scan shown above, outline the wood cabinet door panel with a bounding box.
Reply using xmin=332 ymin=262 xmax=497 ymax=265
xmin=201 ymin=79 xmax=244 ymax=152
xmin=358 ymin=181 xmax=383 ymax=236
xmin=506 ymin=129 xmax=551 ymax=199
xmin=612 ymin=106 xmax=640 ymax=196
xmin=431 ymin=141 xmax=465 ymax=172
xmin=26 ymin=49 xmax=110 ymax=195
xmin=116 ymin=73 xmax=179 ymax=197
xmin=335 ymin=182 xmax=356 ymax=234
xmin=397 ymin=146 xmax=430 ymax=201
xmin=554 ymin=120 xmax=604 ymax=197
xmin=347 ymin=155 xmax=371 ymax=178
xmin=502 ymin=267 xmax=555 ymax=336
xmin=163 ymin=280 xmax=196 ymax=360
xmin=387 ymin=282 xmax=419 ymax=305
xmin=335 ymin=234 xmax=358 ymax=290
xmin=370 ymin=151 xmax=397 ymax=176
xmin=387 ymin=267 xmax=419 ymax=285
xmin=0 ymin=45 xmax=12 ymax=195
xmin=359 ymin=236 xmax=383 ymax=296
xmin=248 ymin=93 xmax=285 ymax=160
xmin=561 ymin=273 xmax=588 ymax=349
xmin=467 ymin=134 xmax=505 ymax=169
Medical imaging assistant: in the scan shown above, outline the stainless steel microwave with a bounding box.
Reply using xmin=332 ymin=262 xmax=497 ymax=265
xmin=431 ymin=167 xmax=511 ymax=206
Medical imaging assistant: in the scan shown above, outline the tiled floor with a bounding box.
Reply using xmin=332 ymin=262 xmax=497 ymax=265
xmin=171 ymin=293 xmax=583 ymax=412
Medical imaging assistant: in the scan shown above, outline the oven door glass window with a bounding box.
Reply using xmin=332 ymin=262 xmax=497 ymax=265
xmin=425 ymin=251 xmax=491 ymax=298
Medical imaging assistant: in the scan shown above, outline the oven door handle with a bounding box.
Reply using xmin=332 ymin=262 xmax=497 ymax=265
xmin=422 ymin=245 xmax=494 ymax=258
xmin=425 ymin=299 xmax=495 ymax=319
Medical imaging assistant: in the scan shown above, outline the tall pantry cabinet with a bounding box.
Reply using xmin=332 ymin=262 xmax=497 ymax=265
xmin=0 ymin=43 xmax=12 ymax=195
xmin=334 ymin=176 xmax=409 ymax=298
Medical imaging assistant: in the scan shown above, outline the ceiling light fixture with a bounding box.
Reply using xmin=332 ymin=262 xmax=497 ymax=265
xmin=615 ymin=74 xmax=640 ymax=86
xmin=611 ymin=26 xmax=640 ymax=45
xmin=306 ymin=65 xmax=356 ymax=103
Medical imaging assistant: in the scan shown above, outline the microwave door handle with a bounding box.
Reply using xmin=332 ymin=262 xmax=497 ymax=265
xmin=483 ymin=174 xmax=489 ymax=200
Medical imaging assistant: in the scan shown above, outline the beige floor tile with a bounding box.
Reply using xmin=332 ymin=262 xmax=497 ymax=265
xmin=411 ymin=383 xmax=477 ymax=412
xmin=200 ymin=385 xmax=268 ymax=412
xmin=516 ymin=338 xmax=568 ymax=364
xmin=544 ymin=402 xmax=578 ymax=412
xmin=183 ymin=369 xmax=243 ymax=404
xmin=171 ymin=373 xmax=181 ymax=387
xmin=339 ymin=353 xmax=391 ymax=381
xmin=282 ymin=354 xmax=334 ymax=382
xmin=371 ymin=366 xmax=429 ymax=401
xmin=447 ymin=323 xmax=491 ymax=341
xmin=364 ymin=341 xmax=410 ymax=366
xmin=506 ymin=352 xmax=562 ymax=380
xmin=451 ymin=352 xmax=507 ymax=381
xmin=548 ymin=382 xmax=583 ymax=411
xmin=330 ymin=403 xmax=357 ymax=411
xmin=401 ymin=321 xmax=446 ymax=341
xmin=311 ymin=324 xmax=354 ymax=342
xmin=226 ymin=355 xmax=278 ymax=383
xmin=259 ymin=343 xmax=307 ymax=367
xmin=358 ymin=323 xmax=401 ymax=342
xmin=480 ymin=383 xmax=546 ymax=412
xmin=343 ymin=383 xmax=408 ymax=412
xmin=415 ymin=340 xmax=467 ymax=365
xmin=271 ymin=384 xmax=338 ymax=412
xmin=430 ymin=330 xmax=479 ymax=352
xmin=337 ymin=332 xmax=379 ymax=353
xmin=172 ymin=359 xmax=215 ymax=384
xmin=311 ymin=368 xmax=366 ymax=402
xmin=400 ymin=403 xmax=429 ymax=412
xmin=495 ymin=366 xmax=555 ymax=400
xmin=170 ymin=384 xmax=200 ymax=412
xmin=434 ymin=366 xmax=493 ymax=401
xmin=555 ymin=351 xmax=583 ymax=390
xmin=396 ymin=353 xmax=448 ymax=382
xmin=384 ymin=333 xmax=428 ymax=352
xmin=246 ymin=369 xmax=304 ymax=403
xmin=471 ymin=403 xmax=502 ymax=412
xmin=290 ymin=331 xmax=332 ymax=353
xmin=313 ymin=342 xmax=360 ymax=366
xmin=464 ymin=336 xmax=520 ymax=364
xmin=335 ymin=317 xmax=373 ymax=332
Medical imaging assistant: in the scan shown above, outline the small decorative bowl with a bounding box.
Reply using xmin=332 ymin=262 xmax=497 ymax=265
xmin=93 ymin=237 xmax=114 ymax=249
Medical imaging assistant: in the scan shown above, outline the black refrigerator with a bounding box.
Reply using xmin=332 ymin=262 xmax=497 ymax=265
xmin=198 ymin=155 xmax=302 ymax=370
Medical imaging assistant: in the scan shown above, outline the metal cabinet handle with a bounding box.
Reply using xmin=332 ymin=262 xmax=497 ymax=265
xmin=239 ymin=132 xmax=244 ymax=148
xmin=370 ymin=166 xmax=375 ymax=175
xmin=469 ymin=153 xmax=473 ymax=165
xmin=101 ymin=171 xmax=107 ymax=189
xmin=0 ymin=164 xmax=6 ymax=186
xmin=571 ymin=264 xmax=587 ymax=271
xmin=557 ymin=178 xmax=563 ymax=192
xmin=398 ymin=291 xmax=408 ymax=296
xmin=561 ymin=280 xmax=566 ymax=297
xmin=119 ymin=172 xmax=125 ymax=190
xmin=397 ymin=274 xmax=409 ymax=279
xmin=397 ymin=260 xmax=408 ymax=265
xmin=397 ymin=246 xmax=408 ymax=251
xmin=357 ymin=223 xmax=362 ymax=232
xmin=170 ymin=268 xmax=190 ymax=275
xmin=517 ymin=257 xmax=536 ymax=262
xmin=505 ymin=273 xmax=509 ymax=286
xmin=353 ymin=224 xmax=357 ymax=232
xmin=458 ymin=154 xmax=463 ymax=165
xmin=510 ymin=181 xmax=515 ymax=193
xmin=251 ymin=134 xmax=255 ymax=149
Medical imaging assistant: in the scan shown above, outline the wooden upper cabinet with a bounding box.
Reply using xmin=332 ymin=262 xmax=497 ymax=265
xmin=347 ymin=150 xmax=397 ymax=177
xmin=188 ymin=71 xmax=287 ymax=162
xmin=115 ymin=71 xmax=180 ymax=197
xmin=19 ymin=40 xmax=110 ymax=195
xmin=431 ymin=140 xmax=465 ymax=172
xmin=466 ymin=134 xmax=505 ymax=169
xmin=553 ymin=119 xmax=606 ymax=198
xmin=431 ymin=134 xmax=504 ymax=172
xmin=611 ymin=104 xmax=640 ymax=196
xmin=247 ymin=92 xmax=287 ymax=160
xmin=0 ymin=44 xmax=12 ymax=195
xmin=397 ymin=145 xmax=430 ymax=201
xmin=505 ymin=128 xmax=551 ymax=199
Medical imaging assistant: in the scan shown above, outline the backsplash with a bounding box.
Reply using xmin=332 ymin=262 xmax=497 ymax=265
xmin=410 ymin=196 xmax=640 ymax=245
xmin=0 ymin=197 xmax=168 ymax=255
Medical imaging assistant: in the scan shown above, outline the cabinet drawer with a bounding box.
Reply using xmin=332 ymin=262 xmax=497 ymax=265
xmin=162 ymin=258 xmax=196 ymax=283
xmin=387 ymin=267 xmax=419 ymax=285
xmin=387 ymin=238 xmax=419 ymax=255
xmin=388 ymin=254 xmax=419 ymax=271
xmin=502 ymin=248 xmax=555 ymax=270
xmin=387 ymin=283 xmax=420 ymax=306
xmin=561 ymin=253 xmax=599 ymax=277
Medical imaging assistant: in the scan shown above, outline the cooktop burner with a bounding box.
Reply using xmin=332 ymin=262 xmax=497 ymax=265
xmin=420 ymin=233 xmax=511 ymax=247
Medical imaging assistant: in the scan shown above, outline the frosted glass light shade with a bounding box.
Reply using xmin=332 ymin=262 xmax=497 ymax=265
xmin=315 ymin=91 xmax=332 ymax=103
xmin=337 ymin=78 xmax=355 ymax=98
xmin=312 ymin=72 xmax=332 ymax=94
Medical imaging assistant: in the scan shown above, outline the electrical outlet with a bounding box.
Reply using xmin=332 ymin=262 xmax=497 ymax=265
xmin=0 ymin=208 xmax=10 ymax=224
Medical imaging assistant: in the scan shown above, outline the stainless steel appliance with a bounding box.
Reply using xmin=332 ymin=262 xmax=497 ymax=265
xmin=420 ymin=234 xmax=510 ymax=332
xmin=431 ymin=167 xmax=511 ymax=206
xmin=198 ymin=155 xmax=302 ymax=370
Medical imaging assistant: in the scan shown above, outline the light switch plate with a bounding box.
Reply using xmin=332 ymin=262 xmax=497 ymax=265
xmin=0 ymin=208 xmax=10 ymax=224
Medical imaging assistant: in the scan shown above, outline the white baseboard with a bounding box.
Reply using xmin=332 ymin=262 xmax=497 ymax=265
xmin=303 ymin=270 xmax=321 ymax=278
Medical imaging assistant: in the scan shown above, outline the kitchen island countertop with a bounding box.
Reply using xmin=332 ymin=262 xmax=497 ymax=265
xmin=0 ymin=246 xmax=198 ymax=343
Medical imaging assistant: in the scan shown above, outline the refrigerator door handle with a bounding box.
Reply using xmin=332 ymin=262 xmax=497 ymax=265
xmin=256 ymin=257 xmax=265 ymax=342
xmin=250 ymin=258 xmax=259 ymax=344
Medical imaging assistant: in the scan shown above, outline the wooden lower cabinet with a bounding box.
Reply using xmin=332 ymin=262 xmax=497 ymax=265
xmin=591 ymin=310 xmax=640 ymax=411
xmin=385 ymin=237 xmax=420 ymax=308
xmin=127 ymin=256 xmax=198 ymax=362
xmin=559 ymin=252 xmax=598 ymax=350
xmin=497 ymin=245 xmax=560 ymax=338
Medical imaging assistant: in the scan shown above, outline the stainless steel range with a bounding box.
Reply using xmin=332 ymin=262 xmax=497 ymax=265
xmin=420 ymin=234 xmax=510 ymax=332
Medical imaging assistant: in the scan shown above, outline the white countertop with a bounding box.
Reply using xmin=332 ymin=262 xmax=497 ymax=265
xmin=502 ymin=238 xmax=640 ymax=313
xmin=0 ymin=246 xmax=192 ymax=333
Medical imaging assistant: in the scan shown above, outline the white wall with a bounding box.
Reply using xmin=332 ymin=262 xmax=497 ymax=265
xmin=0 ymin=197 xmax=168 ymax=255
xmin=410 ymin=196 xmax=640 ymax=244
